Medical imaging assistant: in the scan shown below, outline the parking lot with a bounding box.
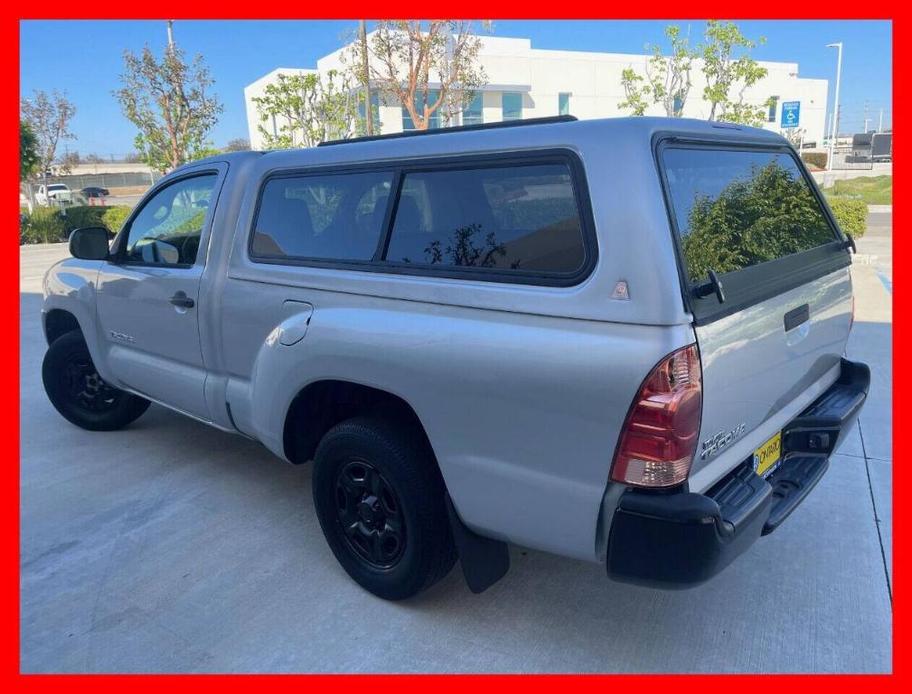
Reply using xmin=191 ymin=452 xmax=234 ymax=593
xmin=19 ymin=214 xmax=892 ymax=673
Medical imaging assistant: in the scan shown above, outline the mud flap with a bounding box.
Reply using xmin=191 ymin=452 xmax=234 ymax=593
xmin=444 ymin=493 xmax=510 ymax=593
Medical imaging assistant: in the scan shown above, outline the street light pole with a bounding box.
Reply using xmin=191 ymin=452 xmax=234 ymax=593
xmin=359 ymin=20 xmax=373 ymax=136
xmin=826 ymin=42 xmax=843 ymax=171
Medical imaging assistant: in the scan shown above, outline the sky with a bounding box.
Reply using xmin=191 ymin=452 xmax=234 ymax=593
xmin=20 ymin=19 xmax=892 ymax=158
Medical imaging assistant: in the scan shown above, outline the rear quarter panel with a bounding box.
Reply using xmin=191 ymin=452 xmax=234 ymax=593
xmin=220 ymin=275 xmax=694 ymax=560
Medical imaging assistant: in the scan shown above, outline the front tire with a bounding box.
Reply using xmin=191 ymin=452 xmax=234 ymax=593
xmin=312 ymin=416 xmax=457 ymax=600
xmin=42 ymin=330 xmax=150 ymax=431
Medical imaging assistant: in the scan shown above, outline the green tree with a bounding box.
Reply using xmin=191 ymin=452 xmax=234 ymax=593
xmin=618 ymin=26 xmax=696 ymax=117
xmin=618 ymin=68 xmax=649 ymax=116
xmin=114 ymin=42 xmax=223 ymax=173
xmin=701 ymin=20 xmax=771 ymax=126
xmin=252 ymin=70 xmax=361 ymax=149
xmin=20 ymin=90 xmax=77 ymax=177
xmin=347 ymin=20 xmax=489 ymax=130
xmin=681 ymin=161 xmax=834 ymax=278
xmin=20 ymin=121 xmax=39 ymax=181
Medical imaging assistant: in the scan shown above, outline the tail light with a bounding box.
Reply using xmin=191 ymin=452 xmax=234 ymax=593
xmin=610 ymin=344 xmax=703 ymax=488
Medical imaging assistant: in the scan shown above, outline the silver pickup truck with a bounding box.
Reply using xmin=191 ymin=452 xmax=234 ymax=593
xmin=42 ymin=116 xmax=868 ymax=600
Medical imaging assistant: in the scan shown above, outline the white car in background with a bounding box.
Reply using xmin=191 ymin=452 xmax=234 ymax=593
xmin=36 ymin=184 xmax=72 ymax=206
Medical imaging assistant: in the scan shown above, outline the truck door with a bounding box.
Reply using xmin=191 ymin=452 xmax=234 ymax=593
xmin=96 ymin=164 xmax=226 ymax=420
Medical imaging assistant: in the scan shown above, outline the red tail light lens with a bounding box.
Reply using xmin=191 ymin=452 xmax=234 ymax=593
xmin=610 ymin=344 xmax=703 ymax=488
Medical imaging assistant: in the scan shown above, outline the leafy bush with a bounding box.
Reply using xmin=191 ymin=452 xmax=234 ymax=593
xmin=20 ymin=208 xmax=66 ymax=244
xmin=828 ymin=198 xmax=868 ymax=239
xmin=19 ymin=204 xmax=134 ymax=244
xmin=102 ymin=206 xmax=132 ymax=234
xmin=801 ymin=152 xmax=828 ymax=170
xmin=59 ymin=205 xmax=108 ymax=231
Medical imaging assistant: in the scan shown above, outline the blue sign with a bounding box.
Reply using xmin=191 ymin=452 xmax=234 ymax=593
xmin=781 ymin=101 xmax=800 ymax=128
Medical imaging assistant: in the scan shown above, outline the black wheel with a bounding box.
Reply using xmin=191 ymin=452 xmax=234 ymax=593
xmin=42 ymin=330 xmax=150 ymax=431
xmin=312 ymin=416 xmax=457 ymax=600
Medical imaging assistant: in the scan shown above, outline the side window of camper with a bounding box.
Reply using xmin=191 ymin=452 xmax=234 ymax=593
xmin=384 ymin=163 xmax=587 ymax=274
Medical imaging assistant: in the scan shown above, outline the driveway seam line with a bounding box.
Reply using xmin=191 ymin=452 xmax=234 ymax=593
xmin=858 ymin=419 xmax=892 ymax=604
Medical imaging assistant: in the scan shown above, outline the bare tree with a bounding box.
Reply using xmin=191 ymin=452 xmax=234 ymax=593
xmin=347 ymin=20 xmax=489 ymax=131
xmin=224 ymin=138 xmax=251 ymax=152
xmin=20 ymin=90 xmax=77 ymax=177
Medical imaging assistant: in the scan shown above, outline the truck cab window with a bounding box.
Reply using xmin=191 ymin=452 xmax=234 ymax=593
xmin=124 ymin=174 xmax=218 ymax=266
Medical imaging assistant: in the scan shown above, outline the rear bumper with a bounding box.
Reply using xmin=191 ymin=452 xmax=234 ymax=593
xmin=607 ymin=358 xmax=870 ymax=588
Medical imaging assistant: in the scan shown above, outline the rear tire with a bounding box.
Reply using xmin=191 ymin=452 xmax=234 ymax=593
xmin=312 ymin=416 xmax=457 ymax=600
xmin=42 ymin=330 xmax=150 ymax=431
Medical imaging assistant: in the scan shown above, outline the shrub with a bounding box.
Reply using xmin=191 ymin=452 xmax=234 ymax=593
xmin=828 ymin=198 xmax=867 ymax=239
xmin=20 ymin=208 xmax=66 ymax=244
xmin=59 ymin=205 xmax=108 ymax=231
xmin=801 ymin=152 xmax=828 ymax=170
xmin=102 ymin=206 xmax=132 ymax=234
xmin=19 ymin=204 xmax=134 ymax=245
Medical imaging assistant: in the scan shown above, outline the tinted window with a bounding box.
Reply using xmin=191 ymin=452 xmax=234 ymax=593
xmin=252 ymin=171 xmax=394 ymax=261
xmin=125 ymin=174 xmax=217 ymax=265
xmin=463 ymin=93 xmax=483 ymax=126
xmin=502 ymin=92 xmax=523 ymax=121
xmin=384 ymin=163 xmax=585 ymax=273
xmin=662 ymin=148 xmax=837 ymax=281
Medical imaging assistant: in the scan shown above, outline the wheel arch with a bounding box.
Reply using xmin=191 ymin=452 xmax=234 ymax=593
xmin=282 ymin=379 xmax=436 ymax=467
xmin=44 ymin=308 xmax=82 ymax=346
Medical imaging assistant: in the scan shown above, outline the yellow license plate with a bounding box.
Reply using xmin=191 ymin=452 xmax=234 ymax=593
xmin=753 ymin=432 xmax=782 ymax=478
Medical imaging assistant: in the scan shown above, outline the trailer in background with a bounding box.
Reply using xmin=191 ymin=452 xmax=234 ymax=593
xmin=871 ymin=133 xmax=893 ymax=162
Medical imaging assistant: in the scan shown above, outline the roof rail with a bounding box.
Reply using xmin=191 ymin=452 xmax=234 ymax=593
xmin=318 ymin=114 xmax=578 ymax=147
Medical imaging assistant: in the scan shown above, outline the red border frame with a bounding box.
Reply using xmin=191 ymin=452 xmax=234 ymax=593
xmin=9 ymin=8 xmax=899 ymax=687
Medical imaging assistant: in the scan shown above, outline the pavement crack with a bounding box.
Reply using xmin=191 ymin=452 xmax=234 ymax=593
xmin=858 ymin=420 xmax=892 ymax=605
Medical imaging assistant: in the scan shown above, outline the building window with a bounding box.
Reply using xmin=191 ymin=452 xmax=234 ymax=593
xmin=672 ymin=93 xmax=684 ymax=116
xmin=768 ymin=96 xmax=779 ymax=123
xmin=558 ymin=92 xmax=571 ymax=116
xmin=402 ymin=89 xmax=441 ymax=131
xmin=358 ymin=91 xmax=381 ymax=134
xmin=502 ymin=92 xmax=523 ymax=121
xmin=463 ymin=93 xmax=484 ymax=126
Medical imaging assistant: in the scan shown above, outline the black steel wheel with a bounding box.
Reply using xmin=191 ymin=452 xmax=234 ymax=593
xmin=63 ymin=353 xmax=123 ymax=413
xmin=334 ymin=459 xmax=406 ymax=569
xmin=312 ymin=416 xmax=457 ymax=600
xmin=42 ymin=330 xmax=150 ymax=431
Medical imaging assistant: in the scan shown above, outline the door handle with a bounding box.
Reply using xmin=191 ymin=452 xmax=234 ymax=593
xmin=169 ymin=291 xmax=195 ymax=309
xmin=784 ymin=304 xmax=810 ymax=331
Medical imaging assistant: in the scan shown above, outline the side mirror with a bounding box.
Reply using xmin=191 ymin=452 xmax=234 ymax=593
xmin=69 ymin=227 xmax=111 ymax=260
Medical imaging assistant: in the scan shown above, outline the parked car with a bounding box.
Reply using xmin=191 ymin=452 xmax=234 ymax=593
xmin=35 ymin=183 xmax=72 ymax=206
xmin=41 ymin=116 xmax=868 ymax=600
xmin=81 ymin=186 xmax=110 ymax=199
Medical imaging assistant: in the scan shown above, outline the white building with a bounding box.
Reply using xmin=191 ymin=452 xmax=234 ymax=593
xmin=244 ymin=34 xmax=828 ymax=149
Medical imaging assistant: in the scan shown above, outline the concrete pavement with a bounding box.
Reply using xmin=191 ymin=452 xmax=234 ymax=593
xmin=19 ymin=217 xmax=892 ymax=673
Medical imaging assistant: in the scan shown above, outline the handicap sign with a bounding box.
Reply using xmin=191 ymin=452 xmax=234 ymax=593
xmin=781 ymin=101 xmax=800 ymax=128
